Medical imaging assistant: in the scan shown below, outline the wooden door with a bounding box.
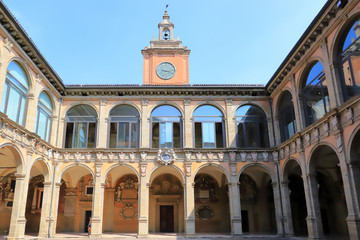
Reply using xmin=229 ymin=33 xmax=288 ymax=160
xmin=160 ymin=205 xmax=174 ymax=232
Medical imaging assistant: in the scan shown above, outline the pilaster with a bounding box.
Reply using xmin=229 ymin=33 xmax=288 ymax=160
xmin=90 ymin=167 xmax=105 ymax=238
xmin=280 ymin=181 xmax=294 ymax=236
xmin=50 ymin=182 xmax=62 ymax=237
xmin=184 ymin=99 xmax=193 ymax=148
xmin=140 ymin=99 xmax=149 ymax=148
xmin=38 ymin=182 xmax=52 ymax=237
xmin=7 ymin=173 xmax=30 ymax=240
xmin=97 ymin=100 xmax=107 ymax=148
xmin=0 ymin=38 xmax=13 ymax=107
xmin=228 ymin=181 xmax=242 ymax=236
xmin=271 ymin=181 xmax=285 ymax=236
xmin=138 ymin=176 xmax=149 ymax=238
xmin=225 ymin=99 xmax=236 ymax=148
xmin=184 ymin=174 xmax=195 ymax=237
xmin=290 ymin=75 xmax=303 ymax=131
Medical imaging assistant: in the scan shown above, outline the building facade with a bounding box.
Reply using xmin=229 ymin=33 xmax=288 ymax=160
xmin=0 ymin=0 xmax=360 ymax=239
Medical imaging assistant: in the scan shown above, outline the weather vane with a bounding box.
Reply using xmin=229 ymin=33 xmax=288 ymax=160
xmin=166 ymin=4 xmax=169 ymax=9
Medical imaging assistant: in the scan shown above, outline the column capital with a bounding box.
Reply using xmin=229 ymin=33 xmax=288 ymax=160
xmin=14 ymin=173 xmax=26 ymax=180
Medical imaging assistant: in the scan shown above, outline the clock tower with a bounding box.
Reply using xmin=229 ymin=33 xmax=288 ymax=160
xmin=142 ymin=11 xmax=190 ymax=85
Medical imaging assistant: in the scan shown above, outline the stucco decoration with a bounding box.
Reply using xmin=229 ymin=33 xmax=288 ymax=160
xmin=345 ymin=108 xmax=354 ymax=124
xmin=262 ymin=152 xmax=269 ymax=162
xmin=53 ymin=151 xmax=60 ymax=162
xmin=322 ymin=122 xmax=329 ymax=137
xmin=336 ymin=134 xmax=343 ymax=152
xmin=229 ymin=151 xmax=236 ymax=162
xmin=194 ymin=174 xmax=216 ymax=202
xmin=85 ymin=152 xmax=91 ymax=163
xmin=140 ymin=164 xmax=147 ymax=177
xmin=207 ymin=152 xmax=213 ymax=162
xmin=240 ymin=152 xmax=247 ymax=162
xmin=230 ymin=163 xmax=237 ymax=176
xmin=240 ymin=174 xmax=257 ymax=201
xmin=130 ymin=153 xmax=136 ymax=163
xmin=108 ymin=152 xmax=114 ymax=163
xmin=217 ymin=152 xmax=224 ymax=162
xmin=74 ymin=152 xmax=81 ymax=163
xmin=63 ymin=152 xmax=70 ymax=162
xmin=196 ymin=152 xmax=202 ymax=163
xmin=156 ymin=148 xmax=176 ymax=165
xmin=141 ymin=152 xmax=147 ymax=162
xmin=115 ymin=175 xmax=138 ymax=202
xmin=151 ymin=174 xmax=182 ymax=195
xmin=119 ymin=152 xmax=126 ymax=164
xmin=96 ymin=152 xmax=103 ymax=162
xmin=196 ymin=206 xmax=214 ymax=220
xmin=251 ymin=152 xmax=257 ymax=162
xmin=120 ymin=204 xmax=138 ymax=220
xmin=185 ymin=163 xmax=191 ymax=177
xmin=95 ymin=164 xmax=102 ymax=177
xmin=185 ymin=151 xmax=192 ymax=162
xmin=79 ymin=176 xmax=93 ymax=201
xmin=4 ymin=38 xmax=13 ymax=51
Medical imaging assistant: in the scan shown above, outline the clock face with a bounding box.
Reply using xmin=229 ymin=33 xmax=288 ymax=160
xmin=156 ymin=62 xmax=176 ymax=80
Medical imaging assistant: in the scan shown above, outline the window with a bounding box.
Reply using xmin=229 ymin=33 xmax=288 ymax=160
xmin=302 ymin=61 xmax=330 ymax=126
xmin=278 ymin=91 xmax=297 ymax=142
xmin=193 ymin=105 xmax=224 ymax=148
xmin=64 ymin=105 xmax=97 ymax=148
xmin=151 ymin=105 xmax=181 ymax=148
xmin=35 ymin=91 xmax=53 ymax=142
xmin=339 ymin=17 xmax=360 ymax=100
xmin=0 ymin=61 xmax=29 ymax=126
xmin=109 ymin=105 xmax=139 ymax=148
xmin=236 ymin=105 xmax=269 ymax=148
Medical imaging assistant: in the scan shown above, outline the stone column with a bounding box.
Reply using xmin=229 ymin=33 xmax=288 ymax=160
xmin=184 ymin=99 xmax=193 ymax=148
xmin=138 ymin=174 xmax=149 ymax=238
xmin=97 ymin=100 xmax=107 ymax=148
xmin=50 ymin=182 xmax=62 ymax=237
xmin=290 ymin=76 xmax=304 ymax=131
xmin=320 ymin=39 xmax=343 ymax=108
xmin=91 ymin=165 xmax=104 ymax=238
xmin=31 ymin=186 xmax=38 ymax=213
xmin=228 ymin=181 xmax=242 ymax=236
xmin=38 ymin=182 xmax=52 ymax=237
xmin=272 ymin=181 xmax=285 ymax=236
xmin=184 ymin=173 xmax=195 ymax=237
xmin=273 ymin=116 xmax=281 ymax=145
xmin=140 ymin=99 xmax=149 ymax=148
xmin=225 ymin=99 xmax=236 ymax=148
xmin=302 ymin=172 xmax=324 ymax=239
xmin=338 ymin=154 xmax=360 ymax=240
xmin=267 ymin=117 xmax=275 ymax=147
xmin=280 ymin=181 xmax=294 ymax=236
xmin=25 ymin=92 xmax=36 ymax=130
xmin=7 ymin=173 xmax=30 ymax=240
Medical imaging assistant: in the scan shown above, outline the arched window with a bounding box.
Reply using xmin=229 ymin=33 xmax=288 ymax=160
xmin=0 ymin=61 xmax=29 ymax=126
xmin=64 ymin=105 xmax=97 ymax=148
xmin=35 ymin=91 xmax=53 ymax=142
xmin=339 ymin=17 xmax=360 ymax=100
xmin=235 ymin=105 xmax=269 ymax=148
xmin=109 ymin=105 xmax=139 ymax=148
xmin=279 ymin=91 xmax=297 ymax=142
xmin=301 ymin=61 xmax=330 ymax=126
xmin=193 ymin=105 xmax=224 ymax=148
xmin=151 ymin=105 xmax=181 ymax=148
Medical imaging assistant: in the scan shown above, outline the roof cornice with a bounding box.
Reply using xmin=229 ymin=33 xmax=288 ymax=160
xmin=266 ymin=0 xmax=341 ymax=93
xmin=0 ymin=1 xmax=65 ymax=94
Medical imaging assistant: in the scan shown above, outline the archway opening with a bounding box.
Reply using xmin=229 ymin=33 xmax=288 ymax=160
xmin=310 ymin=145 xmax=348 ymax=237
xmin=56 ymin=166 xmax=93 ymax=233
xmin=149 ymin=167 xmax=184 ymax=233
xmin=194 ymin=166 xmax=230 ymax=233
xmin=350 ymin=129 xmax=360 ymax=208
xmin=240 ymin=166 xmax=276 ymax=234
xmin=25 ymin=159 xmax=49 ymax=234
xmin=0 ymin=145 xmax=23 ymax=236
xmin=284 ymin=160 xmax=307 ymax=236
xmin=103 ymin=166 xmax=139 ymax=233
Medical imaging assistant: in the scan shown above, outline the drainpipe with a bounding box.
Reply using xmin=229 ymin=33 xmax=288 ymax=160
xmin=269 ymin=98 xmax=285 ymax=237
xmin=48 ymin=98 xmax=62 ymax=238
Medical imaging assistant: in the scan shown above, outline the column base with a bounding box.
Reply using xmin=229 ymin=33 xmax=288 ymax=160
xmin=185 ymin=233 xmax=196 ymax=238
xmin=90 ymin=233 xmax=102 ymax=238
xmin=346 ymin=215 xmax=360 ymax=240
xmin=137 ymin=234 xmax=149 ymax=238
xmin=232 ymin=219 xmax=243 ymax=235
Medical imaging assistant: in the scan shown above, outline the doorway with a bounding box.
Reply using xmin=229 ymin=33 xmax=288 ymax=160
xmin=241 ymin=210 xmax=249 ymax=232
xmin=84 ymin=211 xmax=92 ymax=233
xmin=160 ymin=206 xmax=174 ymax=232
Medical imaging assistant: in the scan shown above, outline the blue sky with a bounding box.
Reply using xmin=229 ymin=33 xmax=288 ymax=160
xmin=2 ymin=0 xmax=327 ymax=86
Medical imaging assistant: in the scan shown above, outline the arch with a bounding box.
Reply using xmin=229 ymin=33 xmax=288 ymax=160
xmin=149 ymin=101 xmax=184 ymax=117
xmin=238 ymin=163 xmax=276 ymax=183
xmin=37 ymin=90 xmax=56 ymax=114
xmin=307 ymin=141 xmax=340 ymax=174
xmin=233 ymin=102 xmax=270 ymax=120
xmin=107 ymin=102 xmax=141 ymax=118
xmin=192 ymin=163 xmax=230 ymax=184
xmin=6 ymin=57 xmax=33 ymax=91
xmin=29 ymin=157 xmax=51 ymax=182
xmin=191 ymin=101 xmax=226 ymax=117
xmin=103 ymin=163 xmax=140 ymax=185
xmin=149 ymin=164 xmax=185 ymax=184
xmin=346 ymin=122 xmax=360 ymax=161
xmin=62 ymin=102 xmax=99 ymax=119
xmin=297 ymin=57 xmax=326 ymax=92
xmin=282 ymin=157 xmax=304 ymax=179
xmin=330 ymin=8 xmax=360 ymax=63
xmin=56 ymin=163 xmax=95 ymax=184
xmin=0 ymin=142 xmax=25 ymax=174
xmin=274 ymin=88 xmax=295 ymax=118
